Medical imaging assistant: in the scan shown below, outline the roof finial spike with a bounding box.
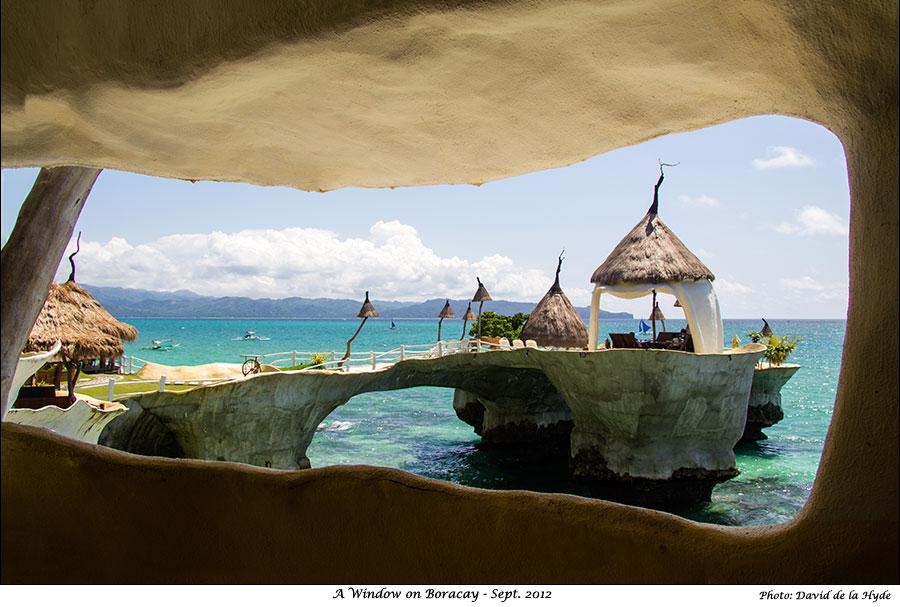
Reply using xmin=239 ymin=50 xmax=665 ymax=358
xmin=66 ymin=231 xmax=82 ymax=283
xmin=648 ymin=161 xmax=680 ymax=216
xmin=551 ymin=249 xmax=564 ymax=293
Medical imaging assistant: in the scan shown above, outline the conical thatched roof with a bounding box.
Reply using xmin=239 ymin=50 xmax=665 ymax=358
xmin=357 ymin=291 xmax=379 ymax=318
xmin=591 ymin=212 xmax=714 ymax=284
xmin=650 ymin=302 xmax=666 ymax=321
xmin=590 ymin=174 xmax=714 ymax=285
xmin=761 ymin=318 xmax=773 ymax=336
xmin=520 ymin=254 xmax=588 ymax=348
xmin=461 ymin=303 xmax=478 ymax=321
xmin=438 ymin=300 xmax=455 ymax=319
xmin=472 ymin=277 xmax=492 ymax=302
xmin=25 ymin=281 xmax=138 ymax=362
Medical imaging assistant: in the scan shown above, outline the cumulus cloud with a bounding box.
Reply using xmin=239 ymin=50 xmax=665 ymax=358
xmin=776 ymin=206 xmax=848 ymax=236
xmin=55 ymin=221 xmax=553 ymax=301
xmin=679 ymin=194 xmax=720 ymax=208
xmin=752 ymin=146 xmax=815 ymax=169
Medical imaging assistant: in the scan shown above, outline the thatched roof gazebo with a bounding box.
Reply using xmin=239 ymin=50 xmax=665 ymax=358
xmin=520 ymin=253 xmax=588 ymax=348
xmin=587 ymin=170 xmax=723 ymax=353
xmin=25 ymin=281 xmax=138 ymax=398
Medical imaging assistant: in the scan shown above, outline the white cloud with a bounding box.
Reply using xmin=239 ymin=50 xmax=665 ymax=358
xmin=779 ymin=276 xmax=846 ymax=301
xmin=679 ymin=194 xmax=720 ymax=208
xmin=753 ymin=146 xmax=815 ymax=170
xmin=716 ymin=279 xmax=753 ymax=295
xmin=55 ymin=221 xmax=554 ymax=302
xmin=776 ymin=206 xmax=848 ymax=236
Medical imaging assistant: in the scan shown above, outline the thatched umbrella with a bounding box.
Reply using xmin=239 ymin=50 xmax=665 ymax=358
xmin=437 ymin=300 xmax=455 ymax=341
xmin=24 ymin=281 xmax=138 ymax=401
xmin=649 ymin=292 xmax=666 ymax=339
xmin=472 ymin=277 xmax=492 ymax=345
xmin=520 ymin=252 xmax=588 ymax=348
xmin=587 ymin=168 xmax=722 ymax=353
xmin=342 ymin=291 xmax=378 ymax=365
xmin=459 ymin=303 xmax=478 ymax=340
xmin=761 ymin=318 xmax=773 ymax=337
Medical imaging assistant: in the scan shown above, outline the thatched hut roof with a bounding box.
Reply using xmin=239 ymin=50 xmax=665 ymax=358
xmin=650 ymin=302 xmax=666 ymax=321
xmin=438 ymin=300 xmax=455 ymax=319
xmin=590 ymin=173 xmax=713 ymax=285
xmin=520 ymin=255 xmax=588 ymax=348
xmin=357 ymin=291 xmax=379 ymax=318
xmin=590 ymin=211 xmax=714 ymax=285
xmin=472 ymin=277 xmax=492 ymax=302
xmin=25 ymin=281 xmax=138 ymax=362
xmin=461 ymin=304 xmax=478 ymax=321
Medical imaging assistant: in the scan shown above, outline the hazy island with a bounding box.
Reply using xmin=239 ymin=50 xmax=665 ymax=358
xmin=82 ymin=284 xmax=632 ymax=320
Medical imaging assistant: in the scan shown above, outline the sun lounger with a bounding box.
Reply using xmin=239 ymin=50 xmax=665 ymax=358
xmin=609 ymin=332 xmax=641 ymax=348
xmin=499 ymin=338 xmax=511 ymax=350
xmin=512 ymin=339 xmax=525 ymax=349
xmin=524 ymin=339 xmax=538 ymax=348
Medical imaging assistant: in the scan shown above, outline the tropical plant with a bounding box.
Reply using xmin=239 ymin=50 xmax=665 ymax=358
xmin=468 ymin=311 xmax=530 ymax=341
xmin=309 ymin=352 xmax=330 ymax=366
xmin=747 ymin=332 xmax=801 ymax=366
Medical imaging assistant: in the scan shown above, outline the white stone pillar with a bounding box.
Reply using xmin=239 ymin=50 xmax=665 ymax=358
xmin=588 ymin=286 xmax=602 ymax=351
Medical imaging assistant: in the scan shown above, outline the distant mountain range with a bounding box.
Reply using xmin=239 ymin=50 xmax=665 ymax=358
xmin=82 ymin=284 xmax=632 ymax=320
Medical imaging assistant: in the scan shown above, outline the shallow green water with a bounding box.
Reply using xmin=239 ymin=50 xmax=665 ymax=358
xmin=122 ymin=317 xmax=844 ymax=526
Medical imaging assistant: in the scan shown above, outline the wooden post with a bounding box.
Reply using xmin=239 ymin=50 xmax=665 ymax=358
xmin=107 ymin=379 xmax=115 ymax=402
xmin=1 ymin=167 xmax=101 ymax=418
xmin=158 ymin=376 xmax=166 ymax=392
xmin=292 ymin=351 xmax=297 ymax=366
xmin=476 ymin=301 xmax=484 ymax=344
xmin=400 ymin=345 xmax=405 ymax=361
xmin=370 ymin=351 xmax=375 ymax=369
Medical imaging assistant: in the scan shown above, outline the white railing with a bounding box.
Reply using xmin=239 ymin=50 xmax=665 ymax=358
xmin=113 ymin=338 xmax=519 ymax=388
xmin=97 ymin=375 xmax=234 ymax=401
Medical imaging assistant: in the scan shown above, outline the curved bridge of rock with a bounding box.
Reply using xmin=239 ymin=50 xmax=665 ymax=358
xmin=101 ymin=345 xmax=764 ymax=500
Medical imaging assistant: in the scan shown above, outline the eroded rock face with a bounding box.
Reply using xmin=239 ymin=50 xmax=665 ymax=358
xmin=536 ymin=346 xmax=763 ymax=484
xmin=102 ymin=346 xmax=763 ymax=491
xmin=451 ymin=371 xmax=573 ymax=444
xmin=742 ymin=364 xmax=800 ymax=441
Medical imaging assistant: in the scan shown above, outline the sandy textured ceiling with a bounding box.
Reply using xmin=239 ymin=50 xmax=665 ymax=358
xmin=1 ymin=0 xmax=868 ymax=191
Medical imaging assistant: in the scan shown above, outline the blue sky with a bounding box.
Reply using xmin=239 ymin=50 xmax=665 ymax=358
xmin=1 ymin=115 xmax=850 ymax=319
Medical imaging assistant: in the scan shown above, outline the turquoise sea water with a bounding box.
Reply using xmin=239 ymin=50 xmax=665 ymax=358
xmin=120 ymin=317 xmax=844 ymax=527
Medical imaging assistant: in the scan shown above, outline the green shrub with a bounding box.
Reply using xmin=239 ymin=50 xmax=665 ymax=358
xmin=747 ymin=332 xmax=801 ymax=365
xmin=468 ymin=311 xmax=530 ymax=341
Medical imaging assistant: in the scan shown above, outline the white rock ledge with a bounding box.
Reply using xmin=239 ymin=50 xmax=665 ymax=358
xmin=101 ymin=344 xmax=765 ymax=498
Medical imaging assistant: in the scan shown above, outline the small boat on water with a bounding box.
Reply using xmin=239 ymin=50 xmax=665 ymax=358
xmin=389 ymin=319 xmax=399 ymax=330
xmin=238 ymin=330 xmax=270 ymax=341
xmin=151 ymin=339 xmax=179 ymax=351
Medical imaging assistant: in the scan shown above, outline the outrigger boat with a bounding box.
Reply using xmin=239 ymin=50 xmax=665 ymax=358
xmin=151 ymin=339 xmax=178 ymax=351
xmin=240 ymin=330 xmax=270 ymax=341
